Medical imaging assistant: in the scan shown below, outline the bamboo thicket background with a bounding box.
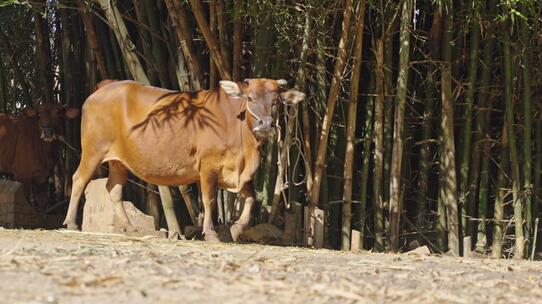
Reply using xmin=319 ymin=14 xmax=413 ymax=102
xmin=1 ymin=0 xmax=542 ymax=259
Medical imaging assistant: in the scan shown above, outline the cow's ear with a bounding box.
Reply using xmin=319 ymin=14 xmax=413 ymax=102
xmin=281 ymin=89 xmax=305 ymax=105
xmin=219 ymin=80 xmax=243 ymax=98
xmin=22 ymin=107 xmax=37 ymax=118
xmin=65 ymin=107 xmax=80 ymax=119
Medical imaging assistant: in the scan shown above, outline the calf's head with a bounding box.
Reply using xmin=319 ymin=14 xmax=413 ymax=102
xmin=23 ymin=103 xmax=80 ymax=142
xmin=220 ymin=78 xmax=305 ymax=141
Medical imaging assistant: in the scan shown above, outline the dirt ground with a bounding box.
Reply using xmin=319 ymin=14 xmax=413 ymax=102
xmin=0 ymin=228 xmax=541 ymax=304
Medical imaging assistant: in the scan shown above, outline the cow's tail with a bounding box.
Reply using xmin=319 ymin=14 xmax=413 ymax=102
xmin=94 ymin=79 xmax=119 ymax=92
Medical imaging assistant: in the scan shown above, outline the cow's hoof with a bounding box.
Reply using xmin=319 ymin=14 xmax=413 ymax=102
xmin=204 ymin=231 xmax=221 ymax=243
xmin=168 ymin=231 xmax=181 ymax=240
xmin=230 ymin=223 xmax=246 ymax=242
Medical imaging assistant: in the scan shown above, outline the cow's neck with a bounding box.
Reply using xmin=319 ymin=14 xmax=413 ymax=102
xmin=223 ymin=93 xmax=262 ymax=178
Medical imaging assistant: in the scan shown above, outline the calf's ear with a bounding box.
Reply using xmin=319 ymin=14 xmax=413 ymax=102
xmin=22 ymin=107 xmax=37 ymax=118
xmin=281 ymin=89 xmax=305 ymax=105
xmin=220 ymin=80 xmax=243 ymax=98
xmin=65 ymin=107 xmax=80 ymax=119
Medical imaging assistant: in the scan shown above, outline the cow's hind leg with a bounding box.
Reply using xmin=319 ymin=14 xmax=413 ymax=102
xmin=63 ymin=154 xmax=102 ymax=229
xmin=201 ymin=173 xmax=220 ymax=243
xmin=106 ymin=160 xmax=133 ymax=231
xmin=231 ymin=182 xmax=256 ymax=242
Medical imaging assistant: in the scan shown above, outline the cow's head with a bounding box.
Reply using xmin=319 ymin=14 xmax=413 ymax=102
xmin=220 ymin=78 xmax=305 ymax=141
xmin=23 ymin=104 xmax=80 ymax=142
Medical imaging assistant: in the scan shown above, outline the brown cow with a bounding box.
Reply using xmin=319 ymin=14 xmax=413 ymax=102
xmin=63 ymin=79 xmax=304 ymax=242
xmin=0 ymin=104 xmax=80 ymax=207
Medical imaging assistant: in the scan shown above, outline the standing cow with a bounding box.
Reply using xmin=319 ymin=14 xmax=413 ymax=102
xmin=63 ymin=79 xmax=304 ymax=242
xmin=0 ymin=104 xmax=80 ymax=208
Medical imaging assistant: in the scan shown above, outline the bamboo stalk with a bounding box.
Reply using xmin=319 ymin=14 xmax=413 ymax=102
xmin=439 ymin=0 xmax=460 ymax=255
xmin=232 ymin=0 xmax=243 ymax=81
xmin=416 ymin=4 xmax=441 ymax=230
xmin=492 ymin=123 xmax=509 ymax=259
xmin=373 ymin=36 xmax=385 ymax=251
xmin=341 ymin=0 xmax=366 ymax=251
xmin=459 ymin=3 xmax=481 ymax=238
xmin=502 ymin=15 xmax=525 ymax=258
xmin=78 ymin=0 xmax=108 ymax=79
xmin=308 ymin=0 xmax=355 ymax=248
xmin=520 ymin=4 xmax=534 ymax=250
xmin=357 ymin=72 xmax=375 ymax=250
xmin=188 ymin=0 xmax=232 ymax=80
xmin=164 ymin=0 xmax=204 ymax=87
xmin=388 ymin=0 xmax=413 ymax=251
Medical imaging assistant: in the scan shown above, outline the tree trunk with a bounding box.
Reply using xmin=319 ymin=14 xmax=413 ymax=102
xmin=232 ymin=0 xmax=243 ymax=81
xmin=356 ymin=68 xmax=375 ymax=250
xmin=146 ymin=184 xmax=161 ymax=229
xmin=97 ymin=0 xmax=150 ymax=84
xmin=373 ymin=36 xmax=385 ymax=251
xmin=189 ymin=0 xmax=231 ymax=80
xmin=209 ymin=0 xmax=218 ymax=88
xmin=459 ymin=3 xmax=481 ymax=238
xmin=439 ymin=2 xmax=460 ymax=255
xmin=215 ymin=0 xmax=230 ymax=71
xmin=492 ymin=123 xmax=509 ymax=259
xmin=308 ymin=0 xmax=354 ymax=248
xmin=158 ymin=185 xmax=182 ymax=239
xmin=502 ymin=17 xmax=525 ymax=259
xmin=475 ymin=136 xmax=490 ymax=251
xmin=164 ymin=0 xmax=204 ymax=87
xmin=341 ymin=0 xmax=366 ymax=251
xmin=133 ymin=0 xmax=159 ymax=85
xmin=388 ymin=0 xmax=413 ymax=251
xmin=33 ymin=6 xmax=53 ymax=104
xmin=471 ymin=1 xmax=496 ymax=251
xmin=520 ymin=5 xmax=533 ymax=250
xmin=416 ymin=5 xmax=440 ymax=229
xmin=78 ymin=0 xmax=108 ymax=79
xmin=383 ymin=21 xmax=395 ymax=208
xmin=535 ymin=113 xmax=542 ymax=254
xmin=143 ymin=0 xmax=172 ymax=88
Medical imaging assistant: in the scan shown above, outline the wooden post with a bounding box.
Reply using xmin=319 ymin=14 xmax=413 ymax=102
xmin=351 ymin=230 xmax=362 ymax=252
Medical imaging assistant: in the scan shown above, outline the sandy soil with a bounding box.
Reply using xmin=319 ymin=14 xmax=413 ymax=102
xmin=0 ymin=228 xmax=541 ymax=304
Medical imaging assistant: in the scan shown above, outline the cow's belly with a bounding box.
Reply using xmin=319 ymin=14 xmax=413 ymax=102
xmin=104 ymin=131 xmax=200 ymax=186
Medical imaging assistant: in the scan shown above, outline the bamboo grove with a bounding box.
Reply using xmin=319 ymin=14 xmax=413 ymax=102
xmin=1 ymin=0 xmax=541 ymax=259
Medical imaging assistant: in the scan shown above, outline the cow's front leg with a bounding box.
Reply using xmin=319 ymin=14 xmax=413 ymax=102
xmin=201 ymin=173 xmax=220 ymax=243
xmin=231 ymin=182 xmax=255 ymax=242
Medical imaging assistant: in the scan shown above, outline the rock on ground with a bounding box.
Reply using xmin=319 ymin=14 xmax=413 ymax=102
xmin=0 ymin=228 xmax=541 ymax=304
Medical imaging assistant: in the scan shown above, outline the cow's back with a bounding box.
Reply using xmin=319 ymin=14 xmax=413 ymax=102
xmin=80 ymin=81 xmax=226 ymax=186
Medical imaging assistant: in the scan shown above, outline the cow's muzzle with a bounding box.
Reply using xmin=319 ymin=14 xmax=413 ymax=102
xmin=40 ymin=127 xmax=55 ymax=142
xmin=252 ymin=116 xmax=276 ymax=140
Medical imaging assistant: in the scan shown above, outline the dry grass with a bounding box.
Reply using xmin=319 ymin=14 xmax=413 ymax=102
xmin=0 ymin=228 xmax=541 ymax=304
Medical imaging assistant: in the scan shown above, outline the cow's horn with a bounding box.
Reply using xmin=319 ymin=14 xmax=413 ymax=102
xmin=277 ymin=79 xmax=288 ymax=86
xmin=244 ymin=78 xmax=252 ymax=84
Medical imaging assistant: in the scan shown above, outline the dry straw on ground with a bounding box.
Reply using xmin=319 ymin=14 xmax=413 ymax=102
xmin=1 ymin=228 xmax=541 ymax=304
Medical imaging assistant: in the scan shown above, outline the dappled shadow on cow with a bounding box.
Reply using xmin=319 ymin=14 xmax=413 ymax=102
xmin=62 ymin=78 xmax=304 ymax=243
